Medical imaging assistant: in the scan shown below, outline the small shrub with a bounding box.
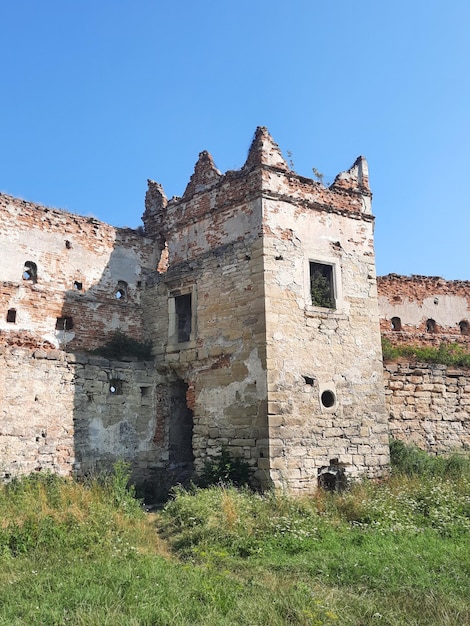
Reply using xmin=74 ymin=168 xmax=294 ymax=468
xmin=390 ymin=438 xmax=470 ymax=479
xmin=381 ymin=337 xmax=400 ymax=361
xmin=98 ymin=460 xmax=141 ymax=510
xmin=199 ymin=446 xmax=253 ymax=488
xmin=91 ymin=330 xmax=152 ymax=360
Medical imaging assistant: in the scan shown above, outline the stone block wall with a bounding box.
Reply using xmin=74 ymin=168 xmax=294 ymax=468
xmin=384 ymin=362 xmax=470 ymax=452
xmin=0 ymin=346 xmax=165 ymax=495
xmin=0 ymin=346 xmax=75 ymax=478
xmin=72 ymin=354 xmax=161 ymax=490
xmin=260 ymin=140 xmax=389 ymax=491
xmin=142 ymin=148 xmax=269 ymax=483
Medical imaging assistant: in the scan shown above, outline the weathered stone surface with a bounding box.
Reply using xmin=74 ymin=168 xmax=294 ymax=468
xmin=384 ymin=362 xmax=470 ymax=451
xmin=3 ymin=127 xmax=468 ymax=495
xmin=378 ymin=274 xmax=470 ymax=347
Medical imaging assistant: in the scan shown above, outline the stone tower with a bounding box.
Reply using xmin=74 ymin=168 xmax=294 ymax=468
xmin=142 ymin=127 xmax=389 ymax=491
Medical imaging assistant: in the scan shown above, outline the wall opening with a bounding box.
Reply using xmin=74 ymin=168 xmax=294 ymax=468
xmin=175 ymin=293 xmax=192 ymax=343
xmin=321 ymin=390 xmax=336 ymax=408
xmin=318 ymin=460 xmax=347 ymax=492
xmin=109 ymin=379 xmax=123 ymax=395
xmin=73 ymin=281 xmax=83 ymax=291
xmin=391 ymin=316 xmax=402 ymax=331
xmin=157 ymin=241 xmax=169 ymax=274
xmin=168 ymin=379 xmax=194 ymax=467
xmin=310 ymin=262 xmax=335 ymax=308
xmin=23 ymin=261 xmax=37 ymax=283
xmin=6 ymin=309 xmax=16 ymax=323
xmin=426 ymin=318 xmax=436 ymax=333
xmin=459 ymin=320 xmax=469 ymax=335
xmin=115 ymin=280 xmax=128 ymax=301
xmin=56 ymin=316 xmax=74 ymax=331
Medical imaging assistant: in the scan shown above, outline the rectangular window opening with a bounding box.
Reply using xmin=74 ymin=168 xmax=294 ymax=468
xmin=310 ymin=262 xmax=335 ymax=309
xmin=175 ymin=293 xmax=192 ymax=343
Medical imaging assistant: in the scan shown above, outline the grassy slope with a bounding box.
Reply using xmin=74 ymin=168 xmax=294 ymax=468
xmin=0 ymin=449 xmax=469 ymax=625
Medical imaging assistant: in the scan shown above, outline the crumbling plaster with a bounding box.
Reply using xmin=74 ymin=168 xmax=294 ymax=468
xmin=2 ymin=127 xmax=470 ymax=495
xmin=378 ymin=274 xmax=470 ymax=345
xmin=0 ymin=193 xmax=157 ymax=351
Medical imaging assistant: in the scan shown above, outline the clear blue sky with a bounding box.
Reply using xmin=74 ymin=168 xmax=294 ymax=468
xmin=1 ymin=1 xmax=469 ymax=279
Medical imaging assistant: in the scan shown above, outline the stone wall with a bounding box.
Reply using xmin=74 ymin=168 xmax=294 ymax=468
xmin=384 ymin=361 xmax=470 ymax=452
xmin=143 ymin=146 xmax=269 ymax=485
xmin=72 ymin=354 xmax=161 ymax=490
xmin=260 ymin=134 xmax=389 ymax=491
xmin=378 ymin=274 xmax=470 ymax=347
xmin=0 ymin=346 xmax=165 ymax=495
xmin=0 ymin=346 xmax=75 ymax=478
xmin=0 ymin=192 xmax=156 ymax=351
xmin=142 ymin=127 xmax=390 ymax=492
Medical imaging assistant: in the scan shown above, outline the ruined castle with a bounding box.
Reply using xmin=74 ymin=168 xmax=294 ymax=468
xmin=1 ymin=128 xmax=469 ymax=497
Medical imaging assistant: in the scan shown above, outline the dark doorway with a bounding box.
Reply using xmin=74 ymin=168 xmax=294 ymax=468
xmin=169 ymin=379 xmax=194 ymax=469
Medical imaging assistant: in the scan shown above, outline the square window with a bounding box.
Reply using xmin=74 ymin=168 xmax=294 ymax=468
xmin=310 ymin=262 xmax=335 ymax=309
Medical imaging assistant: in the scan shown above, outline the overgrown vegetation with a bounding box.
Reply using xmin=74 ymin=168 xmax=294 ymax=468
xmin=198 ymin=445 xmax=253 ymax=487
xmin=382 ymin=336 xmax=470 ymax=367
xmin=91 ymin=329 xmax=153 ymax=360
xmin=310 ymin=268 xmax=335 ymax=309
xmin=390 ymin=437 xmax=470 ymax=478
xmin=1 ymin=446 xmax=469 ymax=624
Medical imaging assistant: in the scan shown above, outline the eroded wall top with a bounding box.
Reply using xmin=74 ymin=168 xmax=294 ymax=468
xmin=0 ymin=193 xmax=156 ymax=350
xmin=142 ymin=127 xmax=374 ymax=270
xmin=378 ymin=274 xmax=470 ymax=344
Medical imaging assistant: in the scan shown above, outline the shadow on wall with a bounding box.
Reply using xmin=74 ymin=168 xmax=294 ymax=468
xmin=52 ymin=230 xmax=192 ymax=500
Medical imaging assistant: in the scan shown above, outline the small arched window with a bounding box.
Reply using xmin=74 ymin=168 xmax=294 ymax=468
xmin=391 ymin=316 xmax=402 ymax=331
xmin=459 ymin=320 xmax=469 ymax=336
xmin=6 ymin=309 xmax=16 ymax=323
xmin=23 ymin=261 xmax=37 ymax=283
xmin=115 ymin=280 xmax=128 ymax=302
xmin=426 ymin=319 xmax=437 ymax=333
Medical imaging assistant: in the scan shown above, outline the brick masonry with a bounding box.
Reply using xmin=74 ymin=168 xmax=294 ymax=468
xmin=378 ymin=274 xmax=470 ymax=347
xmin=1 ymin=128 xmax=469 ymax=495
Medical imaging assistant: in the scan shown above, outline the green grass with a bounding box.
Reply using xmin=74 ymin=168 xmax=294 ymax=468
xmin=1 ymin=449 xmax=469 ymax=624
xmin=382 ymin=337 xmax=470 ymax=367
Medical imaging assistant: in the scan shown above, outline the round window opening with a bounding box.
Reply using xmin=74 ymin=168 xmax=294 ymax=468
xmin=321 ymin=390 xmax=336 ymax=408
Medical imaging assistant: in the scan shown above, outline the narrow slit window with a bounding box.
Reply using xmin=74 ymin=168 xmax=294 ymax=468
xmin=310 ymin=262 xmax=335 ymax=308
xmin=175 ymin=294 xmax=192 ymax=343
